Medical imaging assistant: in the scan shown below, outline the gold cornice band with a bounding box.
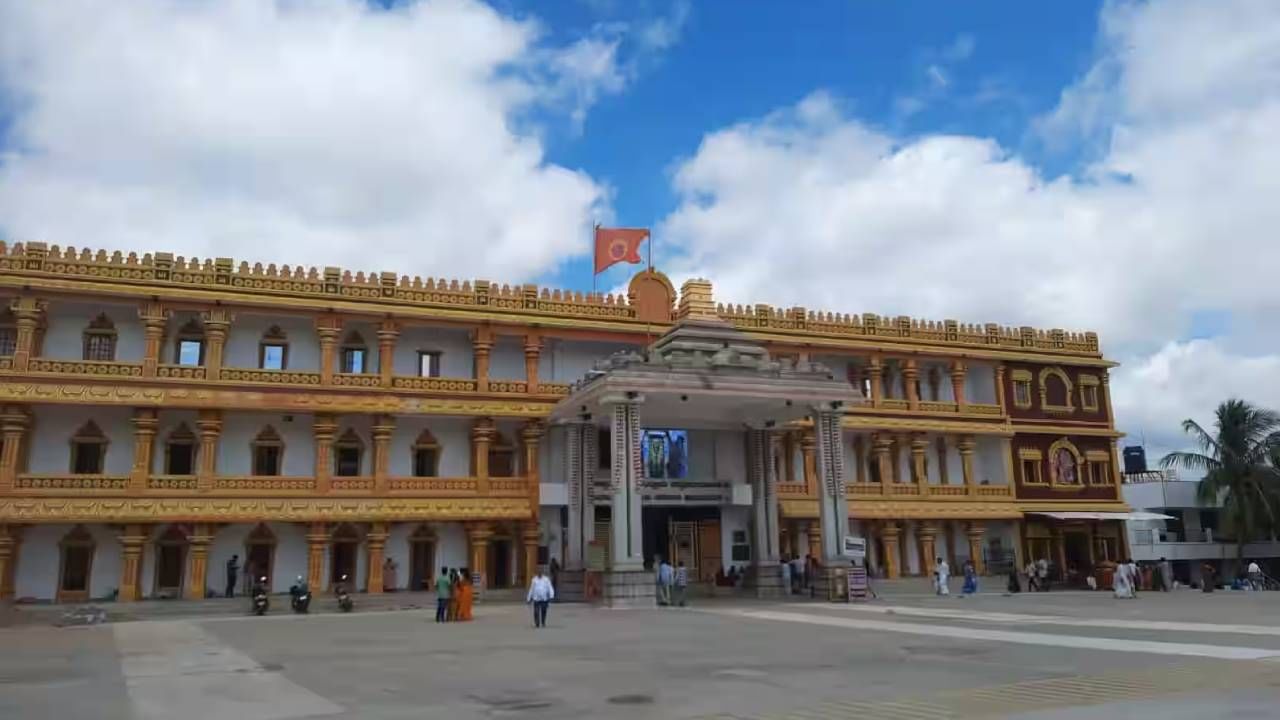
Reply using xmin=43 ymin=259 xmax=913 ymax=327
xmin=0 ymin=497 xmax=533 ymax=523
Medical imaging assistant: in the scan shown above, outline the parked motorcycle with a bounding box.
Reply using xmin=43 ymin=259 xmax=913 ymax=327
xmin=289 ymin=576 xmax=311 ymax=613
xmin=251 ymin=576 xmax=270 ymax=616
xmin=335 ymin=574 xmax=353 ymax=612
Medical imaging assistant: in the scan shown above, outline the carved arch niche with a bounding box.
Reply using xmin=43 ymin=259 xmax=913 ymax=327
xmin=1038 ymin=366 xmax=1075 ymax=414
xmin=628 ymin=269 xmax=675 ymax=324
xmin=1047 ymin=437 xmax=1083 ymax=488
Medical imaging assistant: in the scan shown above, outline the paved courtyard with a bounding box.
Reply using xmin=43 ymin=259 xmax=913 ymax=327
xmin=3 ymin=586 xmax=1280 ymax=719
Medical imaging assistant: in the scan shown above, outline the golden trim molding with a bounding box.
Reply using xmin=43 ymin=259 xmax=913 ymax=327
xmin=0 ymin=496 xmax=533 ymax=522
xmin=848 ymin=500 xmax=1023 ymax=520
xmin=841 ymin=415 xmax=1013 ymax=436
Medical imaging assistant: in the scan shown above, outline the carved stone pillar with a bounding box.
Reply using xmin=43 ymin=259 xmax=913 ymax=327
xmin=185 ymin=523 xmax=212 ymax=600
xmin=9 ymin=296 xmax=45 ymax=373
xmin=747 ymin=428 xmax=781 ymax=596
xmin=306 ymin=522 xmax=327 ymax=590
xmin=522 ymin=522 xmax=540 ymax=586
xmin=812 ymin=408 xmax=851 ymax=574
xmin=117 ymin=525 xmax=148 ymax=602
xmin=316 ymin=314 xmax=341 ymax=385
xmin=195 ymin=410 xmax=221 ymax=492
xmin=522 ymin=420 xmax=544 ymax=519
xmin=138 ymin=301 xmax=167 ymax=377
xmin=910 ymin=433 xmax=929 ymax=495
xmin=0 ymin=525 xmax=19 ymax=600
xmin=372 ymin=415 xmax=394 ymax=493
xmin=958 ymin=435 xmax=977 ymax=492
xmin=880 ymin=522 xmax=901 ymax=579
xmin=967 ymin=522 xmax=987 ymax=575
xmin=608 ymin=400 xmax=645 ymax=572
xmin=467 ymin=522 xmax=493 ymax=597
xmin=950 ymin=360 xmax=968 ymax=410
xmin=565 ymin=422 xmax=595 ymax=571
xmin=523 ymin=334 xmax=542 ymax=394
xmin=873 ymin=433 xmax=893 ymax=496
xmin=472 ymin=418 xmax=494 ymax=495
xmin=0 ymin=406 xmax=30 ymax=493
xmin=806 ymin=520 xmax=822 ymax=562
xmin=868 ymin=355 xmax=884 ymax=408
xmin=366 ymin=522 xmax=388 ymax=594
xmin=472 ymin=326 xmax=493 ymax=393
xmin=313 ymin=415 xmax=336 ymax=493
xmin=799 ymin=429 xmax=817 ymax=495
xmin=201 ymin=308 xmax=232 ymax=380
xmin=995 ymin=363 xmax=1008 ymax=411
xmin=917 ymin=522 xmax=939 ymax=573
xmin=377 ymin=320 xmax=399 ymax=388
xmin=903 ymin=358 xmax=920 ymax=410
xmin=130 ymin=408 xmax=159 ymax=491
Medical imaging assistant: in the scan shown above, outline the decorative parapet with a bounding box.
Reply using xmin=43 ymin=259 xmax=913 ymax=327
xmin=28 ymin=359 xmax=143 ymax=377
xmin=219 ymin=368 xmax=322 ymax=385
xmin=333 ymin=373 xmax=381 ymax=388
xmin=157 ymin=364 xmax=206 ymax=380
xmin=391 ymin=376 xmax=479 ymax=392
xmin=148 ymin=475 xmax=199 ymax=491
xmin=15 ymin=474 xmax=129 ymax=491
xmin=213 ymin=476 xmax=315 ymax=492
xmin=387 ymin=477 xmax=478 ymax=493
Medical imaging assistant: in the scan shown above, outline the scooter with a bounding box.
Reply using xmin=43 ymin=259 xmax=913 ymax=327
xmin=251 ymin=576 xmax=270 ymax=616
xmin=289 ymin=577 xmax=311 ymax=614
xmin=335 ymin=574 xmax=353 ymax=612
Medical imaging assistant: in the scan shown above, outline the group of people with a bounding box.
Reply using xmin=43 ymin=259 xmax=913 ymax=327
xmin=653 ymin=556 xmax=690 ymax=606
xmin=931 ymin=558 xmax=980 ymax=596
xmin=433 ymin=567 xmax=474 ymax=622
xmin=1111 ymin=558 xmax=1142 ymax=598
xmin=780 ymin=553 xmax=820 ymax=596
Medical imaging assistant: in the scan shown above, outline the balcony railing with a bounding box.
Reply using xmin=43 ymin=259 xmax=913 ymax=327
xmin=391 ymin=376 xmax=479 ymax=392
xmin=157 ymin=363 xmax=206 ymax=379
xmin=891 ymin=483 xmax=922 ymax=496
xmin=848 ymin=482 xmax=881 ymax=496
xmin=28 ymin=359 xmax=143 ymax=377
xmin=777 ymin=482 xmax=809 ymax=497
xmin=332 ymin=373 xmax=380 ymax=388
xmin=148 ymin=475 xmax=198 ymax=491
xmin=218 ymin=368 xmax=322 ymax=385
xmin=214 ymin=476 xmax=316 ymax=492
xmin=331 ymin=476 xmax=375 ymax=491
xmin=15 ymin=474 xmax=129 ymax=491
xmin=930 ymin=485 xmax=967 ymax=496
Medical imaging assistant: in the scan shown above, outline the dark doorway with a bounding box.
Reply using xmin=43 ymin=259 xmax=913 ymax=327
xmin=409 ymin=527 xmax=435 ymax=591
xmin=1063 ymin=532 xmax=1092 ymax=584
xmin=489 ymin=539 xmax=512 ymax=589
xmin=642 ymin=506 xmax=721 ymax=573
xmin=155 ymin=545 xmax=185 ymax=595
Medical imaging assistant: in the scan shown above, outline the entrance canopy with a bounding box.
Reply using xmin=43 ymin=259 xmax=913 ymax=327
xmin=1030 ymin=511 xmax=1175 ymax=521
xmin=549 ymin=316 xmax=864 ymax=428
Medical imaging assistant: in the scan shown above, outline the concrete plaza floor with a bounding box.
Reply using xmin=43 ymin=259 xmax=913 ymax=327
xmin=2 ymin=584 xmax=1279 ymax=719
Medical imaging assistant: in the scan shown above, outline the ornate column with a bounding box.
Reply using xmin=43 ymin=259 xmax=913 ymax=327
xmin=313 ymin=414 xmax=336 ymax=493
xmin=867 ymin=355 xmax=884 ymax=408
xmin=523 ymin=334 xmax=542 ymax=394
xmin=8 ymin=296 xmax=46 ymax=373
xmin=306 ymin=522 xmax=327 ymax=590
xmin=377 ymin=319 xmax=399 ymax=388
xmin=917 ymin=522 xmax=939 ymax=572
xmin=466 ymin=522 xmax=493 ymax=597
xmin=117 ymin=524 xmax=148 ymax=602
xmin=813 ymin=408 xmax=851 ymax=567
xmin=880 ymin=522 xmax=901 ymax=579
xmin=564 ymin=422 xmax=596 ymax=571
xmin=873 ymin=433 xmax=893 ymax=496
xmin=995 ymin=363 xmax=1008 ymax=411
xmin=201 ymin=308 xmax=232 ymax=380
xmin=950 ymin=360 xmax=968 ymax=410
xmin=806 ymin=521 xmax=822 ymax=561
xmin=130 ymin=408 xmax=159 ymax=491
xmin=0 ymin=525 xmax=18 ymax=600
xmin=366 ymin=522 xmax=388 ymax=594
xmin=185 ymin=523 xmax=212 ymax=600
xmin=471 ymin=418 xmax=494 ymax=496
xmin=958 ymin=435 xmax=977 ymax=493
xmin=747 ymin=426 xmax=782 ymax=596
xmin=521 ymin=521 xmax=540 ymax=586
xmin=195 ymin=410 xmax=221 ymax=492
xmin=316 ymin=314 xmax=341 ymax=385
xmin=903 ymin=359 xmax=920 ymax=410
xmin=472 ymin=326 xmax=493 ymax=393
xmin=0 ymin=406 xmax=30 ymax=493
xmin=910 ymin=433 xmax=929 ymax=495
xmin=138 ymin=301 xmax=167 ymax=377
xmin=522 ymin=420 xmax=544 ymax=518
xmin=967 ymin=522 xmax=987 ymax=575
xmin=372 ymin=415 xmax=394 ymax=493
xmin=800 ymin=429 xmax=818 ymax=495
xmin=607 ymin=399 xmax=645 ymax=573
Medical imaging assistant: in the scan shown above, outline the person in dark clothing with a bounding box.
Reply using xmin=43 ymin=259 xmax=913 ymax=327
xmin=225 ymin=554 xmax=240 ymax=598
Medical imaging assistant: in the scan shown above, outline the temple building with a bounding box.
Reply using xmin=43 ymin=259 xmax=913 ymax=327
xmin=0 ymin=242 xmax=1128 ymax=603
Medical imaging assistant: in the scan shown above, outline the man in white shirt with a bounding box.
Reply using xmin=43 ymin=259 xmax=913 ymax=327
xmin=1247 ymin=561 xmax=1263 ymax=590
xmin=526 ymin=568 xmax=555 ymax=628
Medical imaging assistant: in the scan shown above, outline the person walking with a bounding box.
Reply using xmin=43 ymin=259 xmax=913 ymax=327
xmin=1036 ymin=558 xmax=1050 ymax=592
xmin=934 ymin=558 xmax=950 ymax=596
xmin=225 ymin=554 xmax=240 ymax=598
xmin=658 ymin=558 xmax=674 ymax=606
xmin=527 ymin=568 xmax=554 ymax=628
xmin=962 ymin=560 xmax=978 ymax=595
xmin=435 ymin=567 xmax=452 ymax=622
xmin=448 ymin=569 xmax=462 ymax=621
xmin=457 ymin=567 xmax=473 ymax=621
xmin=1247 ymin=560 xmax=1263 ymax=590
xmin=673 ymin=560 xmax=690 ymax=607
xmin=780 ymin=554 xmax=792 ymax=596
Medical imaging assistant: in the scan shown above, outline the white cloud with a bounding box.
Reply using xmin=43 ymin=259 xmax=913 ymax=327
xmin=659 ymin=0 xmax=1280 ymax=449
xmin=0 ymin=0 xmax=631 ymax=281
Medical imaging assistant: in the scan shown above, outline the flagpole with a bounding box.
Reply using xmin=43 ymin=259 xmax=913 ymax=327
xmin=647 ymin=229 xmax=652 ymax=273
xmin=591 ymin=222 xmax=598 ymax=296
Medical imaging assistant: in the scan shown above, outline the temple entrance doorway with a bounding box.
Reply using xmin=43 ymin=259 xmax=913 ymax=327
xmin=642 ymin=507 xmax=721 ymax=581
xmin=57 ymin=525 xmax=95 ymax=603
xmin=1063 ymin=531 xmax=1092 ymax=586
xmin=488 ymin=537 xmax=513 ymax=589
xmin=244 ymin=523 xmax=275 ymax=591
xmin=154 ymin=526 xmax=188 ymax=597
xmin=408 ymin=525 xmax=435 ymax=591
xmin=330 ymin=523 xmax=359 ymax=589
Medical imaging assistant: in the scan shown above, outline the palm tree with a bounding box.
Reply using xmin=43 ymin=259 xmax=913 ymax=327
xmin=1160 ymin=399 xmax=1280 ymax=569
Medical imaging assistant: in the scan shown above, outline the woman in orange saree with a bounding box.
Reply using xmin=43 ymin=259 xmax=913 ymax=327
xmin=457 ymin=567 xmax=474 ymax=621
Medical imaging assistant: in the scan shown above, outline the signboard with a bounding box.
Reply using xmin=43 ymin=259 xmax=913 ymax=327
xmin=843 ymin=535 xmax=867 ymax=559
xmin=847 ymin=564 xmax=869 ymax=602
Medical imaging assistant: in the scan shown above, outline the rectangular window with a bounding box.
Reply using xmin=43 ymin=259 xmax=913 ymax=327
xmin=253 ymin=445 xmax=281 ymax=476
xmin=0 ymin=329 xmax=15 ymax=356
xmin=72 ymin=442 xmax=105 ymax=474
xmin=167 ymin=444 xmax=195 ymax=475
xmin=335 ymin=447 xmax=361 ymax=477
xmin=83 ymin=334 xmax=116 ymax=361
xmin=1082 ymin=385 xmax=1099 ymax=411
xmin=1021 ymin=458 xmax=1043 ymax=485
xmin=597 ymin=428 xmax=611 ymax=469
xmin=341 ymin=348 xmax=365 ymax=374
xmin=1013 ymin=381 xmax=1032 ymax=408
xmin=413 ymin=448 xmax=439 ymax=477
xmin=260 ymin=344 xmax=287 ymax=370
xmin=418 ymin=351 xmax=441 ymax=378
xmin=177 ymin=339 xmax=203 ymax=366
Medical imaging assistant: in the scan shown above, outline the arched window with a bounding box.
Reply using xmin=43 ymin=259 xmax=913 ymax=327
xmin=173 ymin=318 xmax=205 ymax=366
xmin=164 ymin=423 xmax=197 ymax=475
xmin=339 ymin=331 xmax=367 ymax=374
xmin=82 ymin=313 xmax=117 ymax=361
xmin=58 ymin=525 xmax=95 ymax=602
xmin=489 ymin=432 xmax=516 ymax=477
xmin=251 ymin=426 xmax=284 ymax=476
xmin=154 ymin=525 xmax=188 ymax=596
xmin=1038 ymin=367 xmax=1075 ymax=414
xmin=0 ymin=309 xmax=15 ymax=356
xmin=333 ymin=428 xmax=363 ymax=477
xmin=259 ymin=325 xmax=288 ymax=370
xmin=70 ymin=420 xmax=108 ymax=474
xmin=411 ymin=429 xmax=440 ymax=477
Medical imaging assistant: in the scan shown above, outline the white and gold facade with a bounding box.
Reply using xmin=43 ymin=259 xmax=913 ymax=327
xmin=0 ymin=241 xmax=1125 ymax=602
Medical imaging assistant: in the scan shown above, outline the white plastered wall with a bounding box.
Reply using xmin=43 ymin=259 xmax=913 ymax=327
xmin=41 ymin=300 xmax=146 ymax=362
xmin=393 ymin=325 xmax=472 ymax=378
xmin=28 ymin=405 xmax=134 ymax=475
xmin=217 ymin=412 xmax=314 ymax=476
xmin=222 ymin=313 xmax=319 ymax=371
xmin=13 ymin=523 xmax=122 ymax=601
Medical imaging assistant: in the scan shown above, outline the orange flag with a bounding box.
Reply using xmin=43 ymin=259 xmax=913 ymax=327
xmin=594 ymin=226 xmax=649 ymax=274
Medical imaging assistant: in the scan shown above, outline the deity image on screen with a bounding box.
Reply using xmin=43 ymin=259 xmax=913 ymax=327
xmin=646 ymin=435 xmax=667 ymax=478
xmin=641 ymin=429 xmax=688 ymax=479
xmin=1054 ymin=448 xmax=1077 ymax=484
